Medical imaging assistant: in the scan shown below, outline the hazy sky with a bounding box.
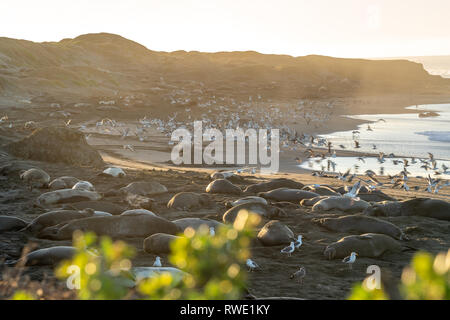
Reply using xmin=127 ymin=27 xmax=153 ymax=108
xmin=1 ymin=0 xmax=449 ymax=58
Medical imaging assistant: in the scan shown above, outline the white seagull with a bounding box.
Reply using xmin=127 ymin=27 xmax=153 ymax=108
xmin=281 ymin=242 xmax=295 ymax=257
xmin=153 ymin=256 xmax=162 ymax=267
xmin=294 ymin=235 xmax=303 ymax=250
xmin=246 ymin=259 xmax=260 ymax=272
xmin=342 ymin=252 xmax=358 ymax=269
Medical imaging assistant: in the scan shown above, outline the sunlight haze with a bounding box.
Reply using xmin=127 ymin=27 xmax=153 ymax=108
xmin=1 ymin=0 xmax=449 ymax=58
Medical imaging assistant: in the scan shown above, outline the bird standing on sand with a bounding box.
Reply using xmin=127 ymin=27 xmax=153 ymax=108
xmin=342 ymin=252 xmax=357 ymax=270
xmin=281 ymin=242 xmax=295 ymax=257
xmin=209 ymin=227 xmax=215 ymax=236
xmin=246 ymin=259 xmax=260 ymax=272
xmin=294 ymin=235 xmax=303 ymax=250
xmin=290 ymin=266 xmax=306 ymax=284
xmin=153 ymin=256 xmax=162 ymax=267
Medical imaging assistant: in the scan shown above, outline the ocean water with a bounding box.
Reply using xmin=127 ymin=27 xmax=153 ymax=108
xmin=320 ymin=103 xmax=450 ymax=160
xmin=298 ymin=103 xmax=450 ymax=179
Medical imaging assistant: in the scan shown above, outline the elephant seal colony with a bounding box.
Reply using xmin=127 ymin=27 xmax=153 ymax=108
xmin=1 ymin=132 xmax=449 ymax=300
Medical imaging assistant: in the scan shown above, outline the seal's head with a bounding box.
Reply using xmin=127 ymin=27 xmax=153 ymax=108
xmin=363 ymin=204 xmax=385 ymax=216
xmin=323 ymin=246 xmax=336 ymax=260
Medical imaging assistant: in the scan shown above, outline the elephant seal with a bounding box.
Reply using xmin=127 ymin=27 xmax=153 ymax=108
xmin=132 ymin=267 xmax=187 ymax=283
xmin=313 ymin=215 xmax=406 ymax=240
xmin=206 ymin=179 xmax=242 ymax=195
xmin=172 ymin=218 xmax=225 ymax=232
xmin=119 ymin=181 xmax=168 ymax=196
xmin=243 ymin=178 xmax=304 ymax=194
xmin=258 ymin=188 xmax=319 ymax=203
xmin=226 ymin=196 xmax=268 ymax=208
xmin=312 ymin=196 xmax=370 ymax=213
xmin=0 ymin=216 xmax=28 ymax=232
xmin=20 ymin=168 xmax=50 ymax=189
xmin=62 ymin=200 xmax=125 ymax=215
xmin=49 ymin=178 xmax=68 ymax=190
xmin=120 ymin=209 xmax=157 ymax=217
xmin=323 ymin=233 xmax=405 ymax=259
xmin=22 ymin=208 xmax=104 ymax=233
xmin=49 ymin=176 xmax=80 ymax=190
xmin=143 ymin=233 xmax=181 ymax=254
xmin=302 ymin=185 xmax=339 ymax=196
xmin=257 ymin=220 xmax=295 ymax=246
xmin=72 ymin=181 xmax=95 ymax=191
xmin=210 ymin=171 xmax=235 ymax=180
xmin=7 ymin=246 xmax=77 ymax=266
xmin=36 ymin=189 xmax=102 ymax=206
xmin=167 ymin=192 xmax=210 ymax=211
xmin=363 ymin=198 xmax=450 ymax=221
xmin=101 ymin=167 xmax=126 ymax=178
xmin=222 ymin=202 xmax=286 ymax=224
xmin=38 ymin=215 xmax=180 ymax=240
xmin=300 ymin=196 xmax=329 ymax=207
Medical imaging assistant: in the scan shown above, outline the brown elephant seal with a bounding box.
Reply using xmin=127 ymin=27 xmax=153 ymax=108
xmin=222 ymin=202 xmax=286 ymax=224
xmin=36 ymin=189 xmax=102 ymax=206
xmin=206 ymin=179 xmax=242 ymax=195
xmin=62 ymin=200 xmax=125 ymax=215
xmin=22 ymin=208 xmax=107 ymax=233
xmin=270 ymin=201 xmax=301 ymax=211
xmin=72 ymin=181 xmax=95 ymax=191
xmin=101 ymin=167 xmax=126 ymax=178
xmin=302 ymin=185 xmax=339 ymax=196
xmin=119 ymin=181 xmax=168 ymax=196
xmin=258 ymin=188 xmax=319 ymax=203
xmin=300 ymin=196 xmax=329 ymax=207
xmin=38 ymin=215 xmax=180 ymax=240
xmin=20 ymin=168 xmax=50 ymax=189
xmin=143 ymin=233 xmax=181 ymax=254
xmin=7 ymin=246 xmax=77 ymax=266
xmin=313 ymin=215 xmax=407 ymax=240
xmin=226 ymin=196 xmax=268 ymax=208
xmin=312 ymin=196 xmax=370 ymax=213
xmin=49 ymin=176 xmax=80 ymax=190
xmin=210 ymin=171 xmax=235 ymax=180
xmin=363 ymin=198 xmax=450 ymax=221
xmin=172 ymin=218 xmax=225 ymax=232
xmin=0 ymin=216 xmax=28 ymax=232
xmin=257 ymin=220 xmax=295 ymax=246
xmin=167 ymin=192 xmax=211 ymax=211
xmin=243 ymin=178 xmax=304 ymax=194
xmin=323 ymin=233 xmax=405 ymax=260
xmin=120 ymin=209 xmax=157 ymax=217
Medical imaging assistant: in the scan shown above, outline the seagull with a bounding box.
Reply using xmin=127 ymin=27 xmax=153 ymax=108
xmin=153 ymin=256 xmax=162 ymax=267
xmin=294 ymin=235 xmax=303 ymax=250
xmin=209 ymin=227 xmax=215 ymax=236
xmin=344 ymin=181 xmax=361 ymax=198
xmin=281 ymin=242 xmax=295 ymax=257
xmin=290 ymin=266 xmax=306 ymax=284
xmin=246 ymin=259 xmax=260 ymax=272
xmin=342 ymin=252 xmax=358 ymax=270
